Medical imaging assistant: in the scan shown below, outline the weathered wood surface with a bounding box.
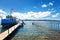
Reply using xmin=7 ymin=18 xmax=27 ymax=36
xmin=0 ymin=22 xmax=22 ymax=40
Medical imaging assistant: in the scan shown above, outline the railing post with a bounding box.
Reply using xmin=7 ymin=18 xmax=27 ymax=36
xmin=14 ymin=26 xmax=15 ymax=29
xmin=58 ymin=23 xmax=59 ymax=31
xmin=8 ymin=29 xmax=9 ymax=35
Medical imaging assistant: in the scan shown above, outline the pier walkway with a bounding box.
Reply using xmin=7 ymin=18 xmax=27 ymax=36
xmin=0 ymin=22 xmax=23 ymax=40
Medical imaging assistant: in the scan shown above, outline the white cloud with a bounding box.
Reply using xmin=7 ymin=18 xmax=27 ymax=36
xmin=48 ymin=8 xmax=56 ymax=12
xmin=33 ymin=6 xmax=37 ymax=8
xmin=0 ymin=9 xmax=6 ymax=19
xmin=49 ymin=2 xmax=53 ymax=6
xmin=52 ymin=13 xmax=59 ymax=18
xmin=0 ymin=10 xmax=6 ymax=14
xmin=41 ymin=4 xmax=47 ymax=8
xmin=41 ymin=2 xmax=53 ymax=8
xmin=50 ymin=8 xmax=54 ymax=11
xmin=11 ymin=11 xmax=51 ymax=19
xmin=52 ymin=10 xmax=56 ymax=12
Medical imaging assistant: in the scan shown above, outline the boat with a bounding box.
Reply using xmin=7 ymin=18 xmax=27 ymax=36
xmin=1 ymin=15 xmax=18 ymax=28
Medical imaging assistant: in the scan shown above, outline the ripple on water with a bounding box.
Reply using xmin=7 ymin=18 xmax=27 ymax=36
xmin=12 ymin=21 xmax=60 ymax=40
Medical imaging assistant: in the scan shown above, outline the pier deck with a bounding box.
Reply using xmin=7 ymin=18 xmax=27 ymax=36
xmin=0 ymin=22 xmax=23 ymax=40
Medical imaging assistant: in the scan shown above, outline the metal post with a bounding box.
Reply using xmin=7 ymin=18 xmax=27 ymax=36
xmin=10 ymin=8 xmax=13 ymax=15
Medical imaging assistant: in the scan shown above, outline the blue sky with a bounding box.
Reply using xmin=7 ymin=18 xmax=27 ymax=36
xmin=0 ymin=0 xmax=60 ymax=20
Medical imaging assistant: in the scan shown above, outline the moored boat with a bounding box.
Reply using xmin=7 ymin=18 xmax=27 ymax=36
xmin=1 ymin=15 xmax=17 ymax=28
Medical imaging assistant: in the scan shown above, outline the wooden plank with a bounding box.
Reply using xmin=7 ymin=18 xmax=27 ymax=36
xmin=0 ymin=22 xmax=22 ymax=40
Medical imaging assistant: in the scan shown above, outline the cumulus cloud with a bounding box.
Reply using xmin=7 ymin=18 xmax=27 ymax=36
xmin=0 ymin=9 xmax=6 ymax=19
xmin=52 ymin=13 xmax=59 ymax=18
xmin=41 ymin=4 xmax=47 ymax=8
xmin=0 ymin=10 xmax=6 ymax=14
xmin=11 ymin=11 xmax=51 ymax=19
xmin=48 ymin=8 xmax=56 ymax=12
xmin=49 ymin=2 xmax=53 ymax=6
xmin=41 ymin=2 xmax=53 ymax=8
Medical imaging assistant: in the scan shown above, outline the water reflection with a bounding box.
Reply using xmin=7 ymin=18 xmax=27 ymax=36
xmin=0 ymin=25 xmax=10 ymax=33
xmin=9 ymin=21 xmax=60 ymax=40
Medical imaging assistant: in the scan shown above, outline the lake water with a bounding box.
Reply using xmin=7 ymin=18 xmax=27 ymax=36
xmin=11 ymin=21 xmax=60 ymax=40
xmin=0 ymin=19 xmax=2 ymax=33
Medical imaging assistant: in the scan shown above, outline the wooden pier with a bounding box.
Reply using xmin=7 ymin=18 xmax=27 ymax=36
xmin=0 ymin=22 xmax=23 ymax=40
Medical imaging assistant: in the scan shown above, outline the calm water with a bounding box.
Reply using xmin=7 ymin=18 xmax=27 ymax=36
xmin=0 ymin=24 xmax=9 ymax=34
xmin=11 ymin=21 xmax=60 ymax=40
xmin=0 ymin=19 xmax=2 ymax=33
